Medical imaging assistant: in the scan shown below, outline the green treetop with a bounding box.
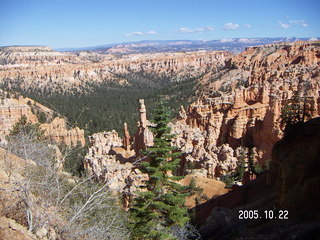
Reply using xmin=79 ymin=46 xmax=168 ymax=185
xmin=10 ymin=115 xmax=45 ymax=140
xmin=130 ymin=101 xmax=189 ymax=240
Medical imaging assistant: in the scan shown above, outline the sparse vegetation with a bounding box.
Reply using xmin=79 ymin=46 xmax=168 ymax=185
xmin=280 ymin=91 xmax=306 ymax=126
xmin=2 ymin=127 xmax=130 ymax=240
xmin=236 ymin=78 xmax=249 ymax=88
xmin=59 ymin=141 xmax=87 ymax=177
xmin=9 ymin=115 xmax=45 ymax=139
xmin=218 ymin=83 xmax=232 ymax=93
xmin=220 ymin=173 xmax=235 ymax=188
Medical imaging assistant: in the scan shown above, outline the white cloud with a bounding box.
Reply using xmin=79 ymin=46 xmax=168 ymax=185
xmin=125 ymin=30 xmax=157 ymax=37
xmin=278 ymin=19 xmax=308 ymax=29
xmin=278 ymin=21 xmax=290 ymax=29
xmin=195 ymin=26 xmax=215 ymax=32
xmin=125 ymin=32 xmax=143 ymax=36
xmin=176 ymin=27 xmax=194 ymax=33
xmin=289 ymin=20 xmax=308 ymax=27
xmin=176 ymin=26 xmax=214 ymax=33
xmin=245 ymin=24 xmax=252 ymax=28
xmin=309 ymin=37 xmax=318 ymax=41
xmin=222 ymin=22 xmax=239 ymax=30
xmin=147 ymin=30 xmax=157 ymax=35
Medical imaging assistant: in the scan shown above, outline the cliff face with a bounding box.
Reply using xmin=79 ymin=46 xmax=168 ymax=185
xmin=268 ymin=118 xmax=320 ymax=210
xmin=83 ymin=130 xmax=146 ymax=198
xmin=196 ymin=118 xmax=320 ymax=240
xmin=0 ymin=91 xmax=85 ymax=146
xmin=0 ymin=46 xmax=230 ymax=93
xmin=81 ymin=41 xmax=319 ymax=189
xmin=171 ymin=41 xmax=320 ymax=178
xmin=0 ymin=147 xmax=56 ymax=240
xmin=83 ymin=101 xmax=155 ymax=193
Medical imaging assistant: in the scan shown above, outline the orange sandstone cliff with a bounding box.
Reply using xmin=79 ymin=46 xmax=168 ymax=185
xmin=170 ymin=41 xmax=320 ymax=178
xmin=0 ymin=46 xmax=230 ymax=93
xmin=83 ymin=41 xmax=319 ymax=188
xmin=0 ymin=90 xmax=85 ymax=146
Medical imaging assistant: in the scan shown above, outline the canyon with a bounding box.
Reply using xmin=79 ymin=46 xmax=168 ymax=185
xmin=83 ymin=41 xmax=320 ymax=190
xmin=0 ymin=40 xmax=319 ymax=239
xmin=0 ymin=46 xmax=230 ymax=93
xmin=171 ymin=41 xmax=320 ymax=176
xmin=0 ymin=40 xmax=319 ymax=191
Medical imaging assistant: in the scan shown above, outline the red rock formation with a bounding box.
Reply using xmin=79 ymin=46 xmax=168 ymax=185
xmin=123 ymin=122 xmax=131 ymax=151
xmin=47 ymin=42 xmax=320 ymax=186
xmin=134 ymin=99 xmax=154 ymax=156
xmin=172 ymin=41 xmax=320 ymax=178
xmin=84 ymin=130 xmax=143 ymax=192
xmin=40 ymin=118 xmax=85 ymax=146
xmin=0 ymin=46 xmax=230 ymax=93
xmin=0 ymin=91 xmax=85 ymax=146
xmin=195 ymin=117 xmax=320 ymax=240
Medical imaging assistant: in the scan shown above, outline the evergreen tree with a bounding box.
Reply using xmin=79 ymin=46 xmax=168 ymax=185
xmin=130 ymin=102 xmax=189 ymax=240
xmin=10 ymin=115 xmax=45 ymax=140
xmin=280 ymin=92 xmax=302 ymax=125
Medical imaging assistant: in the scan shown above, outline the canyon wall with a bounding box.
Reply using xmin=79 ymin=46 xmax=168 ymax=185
xmin=0 ymin=90 xmax=85 ymax=146
xmin=2 ymin=41 xmax=319 ymax=183
xmin=196 ymin=117 xmax=320 ymax=239
xmin=83 ymin=130 xmax=146 ymax=199
xmin=0 ymin=46 xmax=230 ymax=93
xmin=83 ymin=100 xmax=154 ymax=192
xmin=170 ymin=41 xmax=320 ymax=178
xmin=83 ymin=41 xmax=320 ymax=184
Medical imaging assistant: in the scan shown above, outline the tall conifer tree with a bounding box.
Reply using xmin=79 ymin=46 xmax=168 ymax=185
xmin=130 ymin=101 xmax=189 ymax=240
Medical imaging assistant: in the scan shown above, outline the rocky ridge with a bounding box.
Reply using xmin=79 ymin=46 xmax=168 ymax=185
xmin=83 ymin=41 xmax=320 ymax=191
xmin=83 ymin=102 xmax=151 ymax=192
xmin=170 ymin=41 xmax=320 ymax=178
xmin=0 ymin=90 xmax=85 ymax=146
xmin=0 ymin=46 xmax=230 ymax=93
xmin=2 ymin=41 xmax=319 ymax=193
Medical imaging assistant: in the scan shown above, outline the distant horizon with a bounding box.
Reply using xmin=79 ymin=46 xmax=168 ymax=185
xmin=0 ymin=36 xmax=319 ymax=50
xmin=54 ymin=36 xmax=320 ymax=50
xmin=1 ymin=0 xmax=319 ymax=48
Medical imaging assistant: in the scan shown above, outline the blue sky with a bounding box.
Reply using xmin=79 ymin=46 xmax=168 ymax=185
xmin=0 ymin=0 xmax=319 ymax=48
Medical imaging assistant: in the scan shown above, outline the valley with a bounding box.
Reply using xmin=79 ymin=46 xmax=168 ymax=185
xmin=0 ymin=46 xmax=229 ymax=134
xmin=0 ymin=39 xmax=319 ymax=240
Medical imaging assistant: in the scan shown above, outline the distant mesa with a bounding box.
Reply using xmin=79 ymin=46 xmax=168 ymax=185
xmin=53 ymin=37 xmax=319 ymax=53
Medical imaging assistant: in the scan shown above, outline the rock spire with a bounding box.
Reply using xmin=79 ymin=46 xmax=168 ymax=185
xmin=134 ymin=99 xmax=154 ymax=156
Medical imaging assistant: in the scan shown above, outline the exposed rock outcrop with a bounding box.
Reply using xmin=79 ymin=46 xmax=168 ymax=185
xmin=195 ymin=117 xmax=320 ymax=240
xmin=178 ymin=173 xmax=228 ymax=208
xmin=83 ymin=130 xmax=143 ymax=192
xmin=0 ymin=46 xmax=230 ymax=93
xmin=123 ymin=122 xmax=131 ymax=151
xmin=0 ymin=217 xmax=38 ymax=240
xmin=134 ymin=99 xmax=154 ymax=156
xmin=0 ymin=91 xmax=85 ymax=146
xmin=82 ymin=41 xmax=320 ymax=193
xmin=84 ymin=99 xmax=157 ymax=192
xmin=0 ymin=147 xmax=61 ymax=240
xmin=40 ymin=118 xmax=85 ymax=146
xmin=268 ymin=117 xmax=320 ymax=210
xmin=171 ymin=41 xmax=320 ymax=178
